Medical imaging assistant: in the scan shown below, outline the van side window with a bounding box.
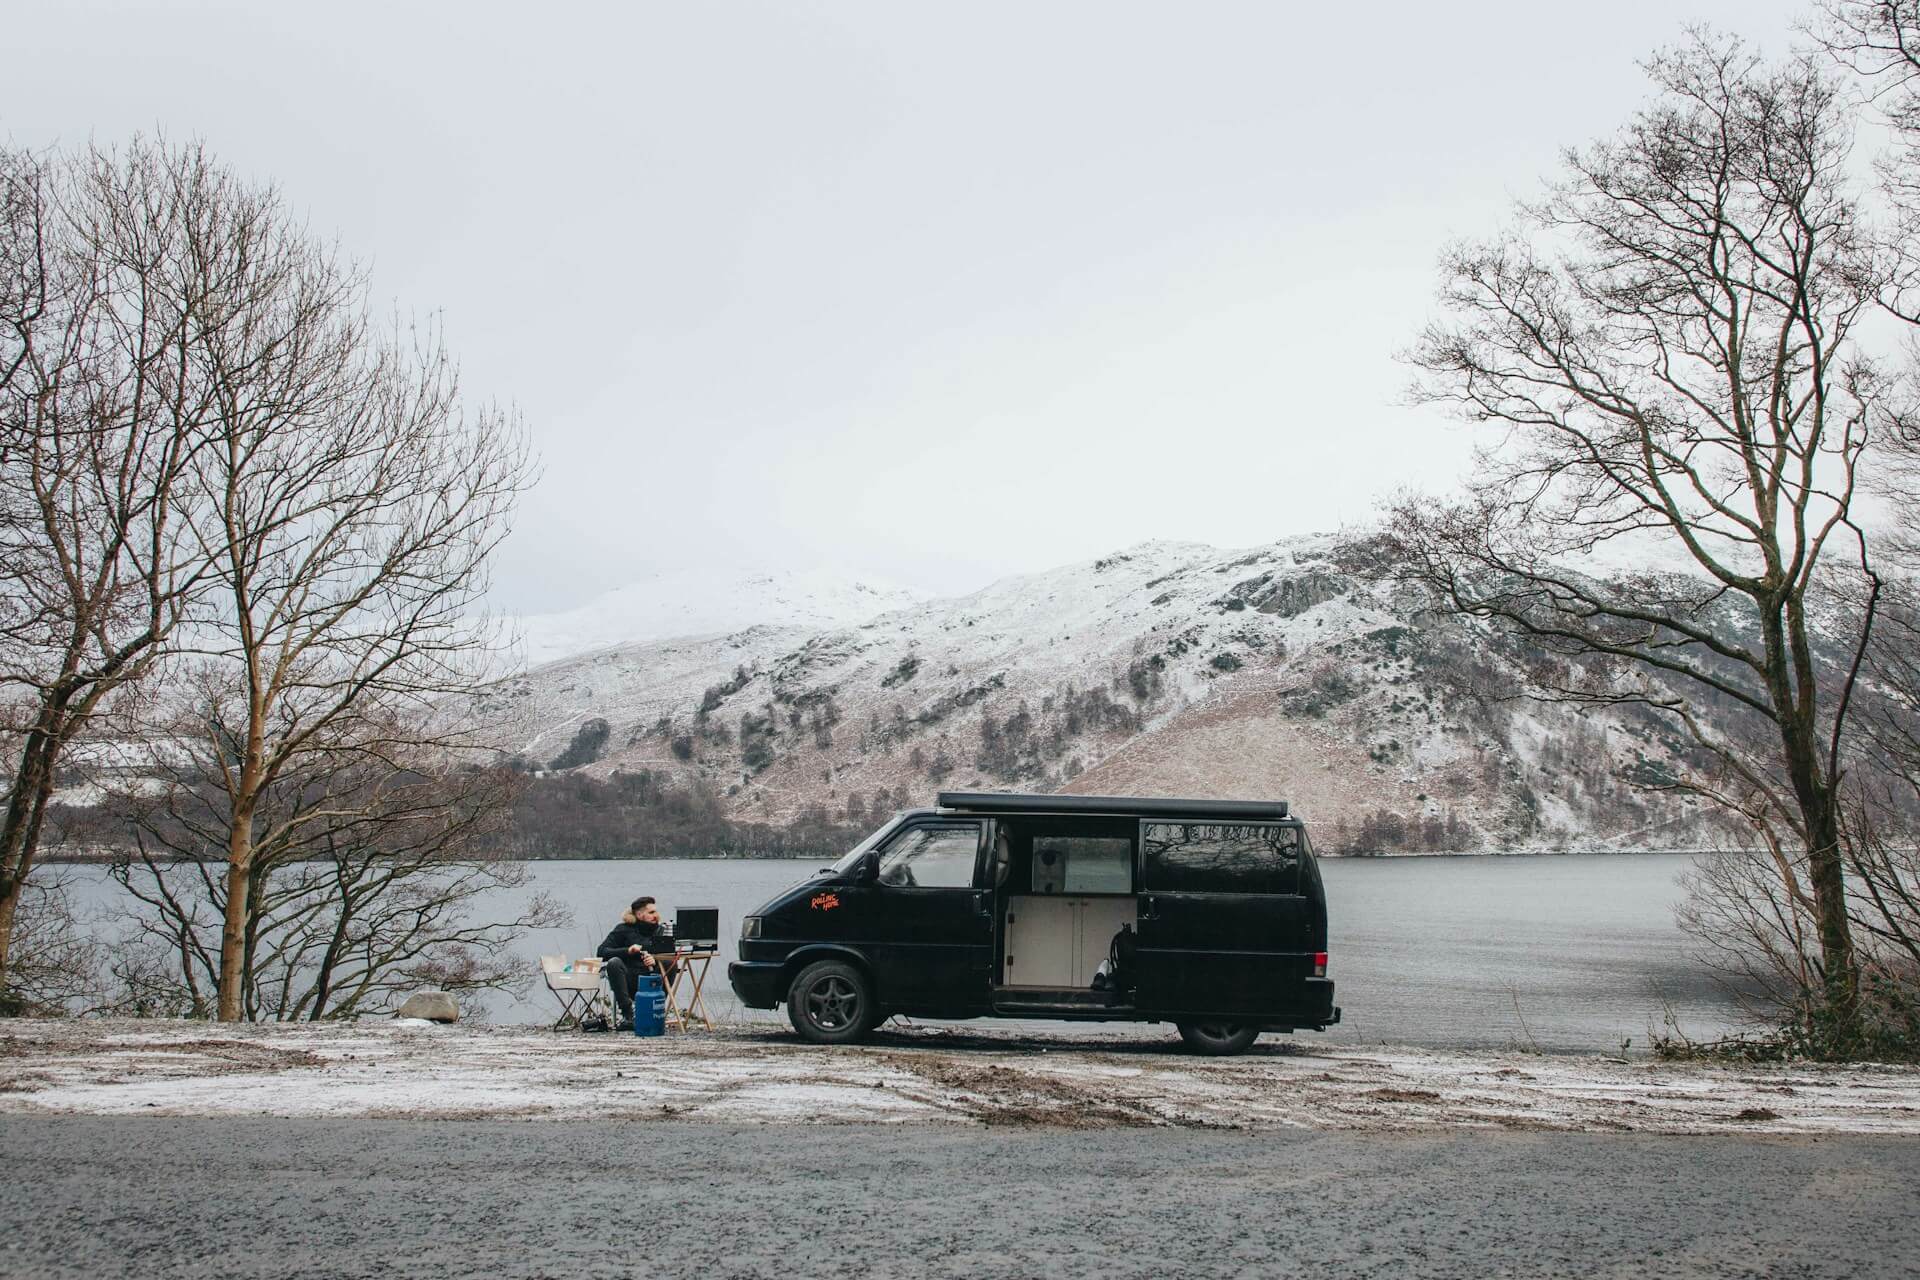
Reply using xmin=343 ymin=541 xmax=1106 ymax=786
xmin=1031 ymin=836 xmax=1133 ymax=894
xmin=877 ymin=824 xmax=980 ymax=889
xmin=1142 ymin=822 xmax=1300 ymax=895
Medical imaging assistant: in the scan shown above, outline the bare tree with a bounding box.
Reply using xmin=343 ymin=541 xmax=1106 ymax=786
xmin=0 ymin=142 xmax=221 ymax=999
xmin=0 ymin=873 xmax=97 ymax=1014
xmin=112 ymin=747 xmax=563 ymax=1021
xmin=1677 ymin=578 xmax=1920 ymax=1056
xmin=2 ymin=136 xmax=533 ymax=1022
xmin=135 ymin=158 xmax=532 ymax=1021
xmin=1660 ymin=1 xmax=1920 ymax=1053
xmin=1380 ymin=33 xmax=1886 ymax=1043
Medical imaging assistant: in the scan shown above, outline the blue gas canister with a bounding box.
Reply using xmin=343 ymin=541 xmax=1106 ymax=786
xmin=632 ymin=973 xmax=666 ymax=1037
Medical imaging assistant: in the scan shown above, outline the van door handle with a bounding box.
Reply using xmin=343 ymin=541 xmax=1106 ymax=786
xmin=1140 ymin=895 xmax=1159 ymax=921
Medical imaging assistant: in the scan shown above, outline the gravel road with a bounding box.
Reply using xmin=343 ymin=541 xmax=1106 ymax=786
xmin=2 ymin=1117 xmax=1917 ymax=1280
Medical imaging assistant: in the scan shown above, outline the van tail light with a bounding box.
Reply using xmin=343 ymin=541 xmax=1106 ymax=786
xmin=1312 ymin=951 xmax=1328 ymax=978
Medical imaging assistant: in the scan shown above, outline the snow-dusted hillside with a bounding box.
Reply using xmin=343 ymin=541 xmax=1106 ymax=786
xmin=512 ymin=567 xmax=922 ymax=668
xmin=476 ymin=537 xmax=1728 ymax=853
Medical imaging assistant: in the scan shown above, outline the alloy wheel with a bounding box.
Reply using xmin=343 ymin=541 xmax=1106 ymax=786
xmin=805 ymin=975 xmax=861 ymax=1030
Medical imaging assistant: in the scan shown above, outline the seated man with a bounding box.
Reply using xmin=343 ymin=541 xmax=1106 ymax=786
xmin=598 ymin=896 xmax=680 ymax=1029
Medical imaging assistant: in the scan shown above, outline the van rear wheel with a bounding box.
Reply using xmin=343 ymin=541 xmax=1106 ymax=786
xmin=1177 ymin=1021 xmax=1259 ymax=1056
xmin=786 ymin=960 xmax=874 ymax=1044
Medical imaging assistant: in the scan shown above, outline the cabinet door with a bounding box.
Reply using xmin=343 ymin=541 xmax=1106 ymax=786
xmin=1004 ymin=896 xmax=1077 ymax=987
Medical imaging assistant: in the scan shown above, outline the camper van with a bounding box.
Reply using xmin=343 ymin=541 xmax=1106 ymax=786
xmin=728 ymin=792 xmax=1337 ymax=1055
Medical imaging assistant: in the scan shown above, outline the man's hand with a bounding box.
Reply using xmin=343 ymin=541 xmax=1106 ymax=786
xmin=627 ymin=944 xmax=644 ymax=954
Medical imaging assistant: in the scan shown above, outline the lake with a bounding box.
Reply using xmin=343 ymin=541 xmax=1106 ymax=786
xmin=57 ymin=853 xmax=1751 ymax=1053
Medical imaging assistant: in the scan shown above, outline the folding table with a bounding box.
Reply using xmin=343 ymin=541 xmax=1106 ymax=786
xmin=658 ymin=946 xmax=719 ymax=1032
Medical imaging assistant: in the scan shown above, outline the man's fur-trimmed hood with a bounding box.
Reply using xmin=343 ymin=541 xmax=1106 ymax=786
xmin=621 ymin=908 xmax=640 ymax=925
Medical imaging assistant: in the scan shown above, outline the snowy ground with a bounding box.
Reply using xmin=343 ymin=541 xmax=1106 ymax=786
xmin=3 ymin=1017 xmax=1917 ymax=1135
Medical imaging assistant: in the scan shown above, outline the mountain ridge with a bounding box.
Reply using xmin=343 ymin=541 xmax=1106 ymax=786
xmin=476 ymin=536 xmax=1729 ymax=853
xmin=512 ymin=565 xmax=924 ymax=668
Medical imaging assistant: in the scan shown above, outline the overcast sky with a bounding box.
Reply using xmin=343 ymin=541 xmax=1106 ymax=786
xmin=6 ymin=0 xmax=1811 ymax=612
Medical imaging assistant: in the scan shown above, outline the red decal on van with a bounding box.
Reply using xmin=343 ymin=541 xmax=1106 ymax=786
xmin=810 ymin=893 xmax=841 ymax=911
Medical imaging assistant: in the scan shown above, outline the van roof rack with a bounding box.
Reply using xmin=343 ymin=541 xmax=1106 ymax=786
xmin=935 ymin=791 xmax=1290 ymax=821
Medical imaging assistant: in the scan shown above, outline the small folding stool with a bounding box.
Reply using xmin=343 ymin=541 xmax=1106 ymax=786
xmin=540 ymin=954 xmax=608 ymax=1030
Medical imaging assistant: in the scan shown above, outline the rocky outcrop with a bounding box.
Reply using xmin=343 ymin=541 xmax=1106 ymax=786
xmin=394 ymin=992 xmax=459 ymax=1023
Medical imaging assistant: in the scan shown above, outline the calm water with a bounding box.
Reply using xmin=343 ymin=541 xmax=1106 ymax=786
xmin=58 ymin=853 xmax=1747 ymax=1052
xmin=1321 ymin=854 xmax=1737 ymax=1052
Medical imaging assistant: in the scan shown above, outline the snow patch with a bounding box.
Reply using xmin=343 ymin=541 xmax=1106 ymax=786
xmin=515 ymin=566 xmax=924 ymax=667
xmin=5 ymin=1019 xmax=1917 ymax=1135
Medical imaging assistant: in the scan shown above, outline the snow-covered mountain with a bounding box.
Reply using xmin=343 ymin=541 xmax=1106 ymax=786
xmin=512 ymin=567 xmax=923 ymax=668
xmin=476 ymin=536 xmax=1730 ymax=853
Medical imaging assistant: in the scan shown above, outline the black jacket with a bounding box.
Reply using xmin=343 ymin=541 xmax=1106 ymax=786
xmin=598 ymin=916 xmax=668 ymax=964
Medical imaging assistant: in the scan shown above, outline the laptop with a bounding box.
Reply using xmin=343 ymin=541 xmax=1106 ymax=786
xmin=674 ymin=906 xmax=720 ymax=950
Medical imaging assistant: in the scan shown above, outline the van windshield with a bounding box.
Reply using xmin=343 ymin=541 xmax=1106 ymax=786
xmin=828 ymin=814 xmax=907 ymax=875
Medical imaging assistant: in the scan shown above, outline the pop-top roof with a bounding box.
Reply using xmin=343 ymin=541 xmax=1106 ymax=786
xmin=935 ymin=791 xmax=1290 ymax=821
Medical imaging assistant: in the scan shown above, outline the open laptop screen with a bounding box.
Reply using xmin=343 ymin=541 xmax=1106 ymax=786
xmin=675 ymin=906 xmax=719 ymax=947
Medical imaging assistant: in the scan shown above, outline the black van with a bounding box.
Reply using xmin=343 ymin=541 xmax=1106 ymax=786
xmin=729 ymin=791 xmax=1338 ymax=1055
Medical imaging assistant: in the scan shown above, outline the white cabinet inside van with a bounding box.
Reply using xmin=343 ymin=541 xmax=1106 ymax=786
xmin=1002 ymin=895 xmax=1134 ymax=988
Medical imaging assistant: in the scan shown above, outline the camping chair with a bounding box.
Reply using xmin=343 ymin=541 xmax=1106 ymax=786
xmin=540 ymin=954 xmax=609 ymax=1030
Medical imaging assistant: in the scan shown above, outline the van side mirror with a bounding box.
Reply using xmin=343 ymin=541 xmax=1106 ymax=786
xmin=855 ymin=849 xmax=880 ymax=883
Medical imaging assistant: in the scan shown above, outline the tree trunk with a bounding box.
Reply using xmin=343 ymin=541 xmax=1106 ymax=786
xmin=0 ymin=888 xmax=19 ymax=999
xmin=308 ymin=859 xmax=355 ymax=1021
xmin=1801 ymin=782 xmax=1859 ymax=1032
xmin=216 ymin=804 xmax=256 ymax=1023
xmin=1776 ymin=598 xmax=1862 ymax=1037
xmin=0 ymin=707 xmax=67 ymax=991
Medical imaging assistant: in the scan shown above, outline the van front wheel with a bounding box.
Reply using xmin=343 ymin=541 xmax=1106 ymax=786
xmin=787 ymin=960 xmax=874 ymax=1044
xmin=1177 ymin=1021 xmax=1259 ymax=1056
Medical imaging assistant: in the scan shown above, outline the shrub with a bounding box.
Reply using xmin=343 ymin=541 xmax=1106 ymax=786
xmin=1125 ymin=656 xmax=1165 ymax=701
xmin=738 ymin=711 xmax=776 ymax=773
xmin=548 ymin=718 xmax=611 ymax=771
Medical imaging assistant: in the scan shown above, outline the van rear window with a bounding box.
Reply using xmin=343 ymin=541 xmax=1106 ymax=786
xmin=1142 ymin=822 xmax=1300 ymax=895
